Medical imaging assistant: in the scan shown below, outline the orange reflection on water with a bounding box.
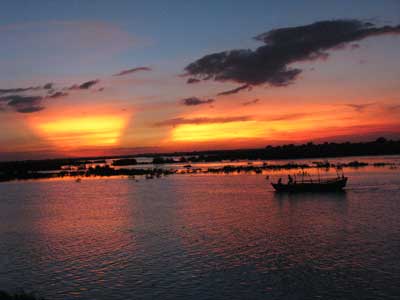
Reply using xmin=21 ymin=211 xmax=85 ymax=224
xmin=33 ymin=179 xmax=136 ymax=286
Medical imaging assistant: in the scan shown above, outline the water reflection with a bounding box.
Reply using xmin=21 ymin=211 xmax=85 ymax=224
xmin=0 ymin=167 xmax=399 ymax=300
xmin=1 ymin=179 xmax=137 ymax=299
xmin=274 ymin=190 xmax=348 ymax=203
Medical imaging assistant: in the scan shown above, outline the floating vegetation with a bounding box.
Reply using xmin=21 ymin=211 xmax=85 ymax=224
xmin=0 ymin=159 xmax=398 ymax=182
xmin=112 ymin=158 xmax=138 ymax=166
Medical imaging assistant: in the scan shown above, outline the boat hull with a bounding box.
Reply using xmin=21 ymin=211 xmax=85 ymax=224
xmin=271 ymin=177 xmax=347 ymax=193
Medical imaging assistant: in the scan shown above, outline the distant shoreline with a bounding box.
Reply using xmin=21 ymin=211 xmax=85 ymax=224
xmin=0 ymin=138 xmax=399 ymax=183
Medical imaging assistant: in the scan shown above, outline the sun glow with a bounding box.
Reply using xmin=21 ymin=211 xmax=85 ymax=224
xmin=171 ymin=121 xmax=268 ymax=142
xmin=35 ymin=115 xmax=127 ymax=150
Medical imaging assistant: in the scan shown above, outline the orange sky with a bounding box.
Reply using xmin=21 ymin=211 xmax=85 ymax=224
xmin=0 ymin=13 xmax=400 ymax=160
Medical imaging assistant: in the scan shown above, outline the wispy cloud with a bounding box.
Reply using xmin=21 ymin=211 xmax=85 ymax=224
xmin=182 ymin=97 xmax=215 ymax=106
xmin=155 ymin=116 xmax=252 ymax=127
xmin=0 ymin=83 xmax=52 ymax=95
xmin=155 ymin=112 xmax=308 ymax=127
xmin=261 ymin=113 xmax=309 ymax=122
xmin=69 ymin=79 xmax=100 ymax=90
xmin=47 ymin=91 xmax=69 ymax=99
xmin=217 ymin=84 xmax=251 ymax=96
xmin=113 ymin=67 xmax=151 ymax=76
xmin=346 ymin=102 xmax=376 ymax=112
xmin=186 ymin=78 xmax=201 ymax=84
xmin=0 ymin=78 xmax=99 ymax=113
xmin=242 ymin=99 xmax=260 ymax=106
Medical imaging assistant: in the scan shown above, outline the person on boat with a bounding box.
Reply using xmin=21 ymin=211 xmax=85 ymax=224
xmin=278 ymin=178 xmax=282 ymax=184
xmin=288 ymin=175 xmax=293 ymax=184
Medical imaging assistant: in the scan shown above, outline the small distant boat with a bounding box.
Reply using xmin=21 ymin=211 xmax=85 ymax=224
xmin=75 ymin=178 xmax=82 ymax=183
xmin=271 ymin=175 xmax=347 ymax=192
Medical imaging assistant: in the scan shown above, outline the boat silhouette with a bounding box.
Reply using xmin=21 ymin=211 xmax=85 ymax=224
xmin=271 ymin=175 xmax=347 ymax=192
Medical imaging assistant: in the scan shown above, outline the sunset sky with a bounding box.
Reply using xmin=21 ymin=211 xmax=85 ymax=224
xmin=1 ymin=0 xmax=400 ymax=160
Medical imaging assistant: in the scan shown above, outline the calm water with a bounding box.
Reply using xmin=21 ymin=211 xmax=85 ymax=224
xmin=1 ymin=157 xmax=400 ymax=299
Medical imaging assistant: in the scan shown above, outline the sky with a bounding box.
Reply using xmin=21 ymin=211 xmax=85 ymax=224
xmin=0 ymin=0 xmax=400 ymax=160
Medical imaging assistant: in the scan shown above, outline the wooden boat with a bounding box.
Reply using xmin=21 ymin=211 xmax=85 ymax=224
xmin=271 ymin=176 xmax=347 ymax=192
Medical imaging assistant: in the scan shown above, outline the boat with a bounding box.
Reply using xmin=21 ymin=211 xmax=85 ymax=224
xmin=271 ymin=175 xmax=347 ymax=192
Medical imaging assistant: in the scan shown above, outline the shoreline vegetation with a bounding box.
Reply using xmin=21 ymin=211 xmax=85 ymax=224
xmin=0 ymin=138 xmax=399 ymax=183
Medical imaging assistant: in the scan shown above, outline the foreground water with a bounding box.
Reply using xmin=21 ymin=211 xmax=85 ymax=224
xmin=0 ymin=157 xmax=399 ymax=299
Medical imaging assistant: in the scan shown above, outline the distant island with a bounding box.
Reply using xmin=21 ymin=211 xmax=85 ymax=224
xmin=0 ymin=138 xmax=399 ymax=182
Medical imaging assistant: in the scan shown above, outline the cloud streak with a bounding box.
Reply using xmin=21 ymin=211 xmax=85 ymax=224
xmin=346 ymin=102 xmax=376 ymax=112
xmin=0 ymin=83 xmax=53 ymax=95
xmin=185 ymin=20 xmax=400 ymax=88
xmin=113 ymin=67 xmax=151 ymax=76
xmin=69 ymin=79 xmax=100 ymax=90
xmin=186 ymin=78 xmax=201 ymax=84
xmin=155 ymin=116 xmax=252 ymax=127
xmin=182 ymin=97 xmax=215 ymax=106
xmin=217 ymin=84 xmax=251 ymax=96
xmin=242 ymin=99 xmax=260 ymax=106
xmin=155 ymin=112 xmax=308 ymax=127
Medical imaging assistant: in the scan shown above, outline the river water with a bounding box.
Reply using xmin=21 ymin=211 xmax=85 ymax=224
xmin=0 ymin=156 xmax=399 ymax=299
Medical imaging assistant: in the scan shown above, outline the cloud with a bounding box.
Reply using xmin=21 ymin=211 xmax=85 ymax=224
xmin=43 ymin=83 xmax=53 ymax=90
xmin=1 ymin=95 xmax=44 ymax=113
xmin=242 ymin=99 xmax=260 ymax=106
xmin=0 ymin=78 xmax=102 ymax=113
xmin=0 ymin=84 xmax=46 ymax=95
xmin=155 ymin=116 xmax=252 ymax=127
xmin=346 ymin=102 xmax=376 ymax=112
xmin=182 ymin=97 xmax=215 ymax=106
xmin=47 ymin=91 xmax=68 ymax=99
xmin=69 ymin=79 xmax=100 ymax=90
xmin=262 ymin=113 xmax=308 ymax=121
xmin=184 ymin=20 xmax=400 ymax=88
xmin=78 ymin=79 xmax=100 ymax=89
xmin=186 ymin=78 xmax=201 ymax=84
xmin=0 ymin=87 xmax=68 ymax=113
xmin=113 ymin=67 xmax=151 ymax=76
xmin=217 ymin=84 xmax=251 ymax=96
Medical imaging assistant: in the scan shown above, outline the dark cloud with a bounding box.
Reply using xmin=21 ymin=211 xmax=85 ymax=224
xmin=113 ymin=67 xmax=151 ymax=76
xmin=217 ymin=84 xmax=251 ymax=96
xmin=182 ymin=97 xmax=215 ymax=106
xmin=346 ymin=102 xmax=376 ymax=112
xmin=78 ymin=79 xmax=99 ymax=89
xmin=47 ymin=91 xmax=68 ymax=99
xmin=69 ymin=79 xmax=100 ymax=90
xmin=43 ymin=83 xmax=53 ymax=90
xmin=155 ymin=116 xmax=252 ymax=127
xmin=185 ymin=20 xmax=400 ymax=88
xmin=1 ymin=95 xmax=44 ymax=113
xmin=187 ymin=78 xmax=201 ymax=84
xmin=0 ymin=85 xmax=42 ymax=95
xmin=242 ymin=99 xmax=260 ymax=106
xmin=0 ymin=79 xmax=97 ymax=113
